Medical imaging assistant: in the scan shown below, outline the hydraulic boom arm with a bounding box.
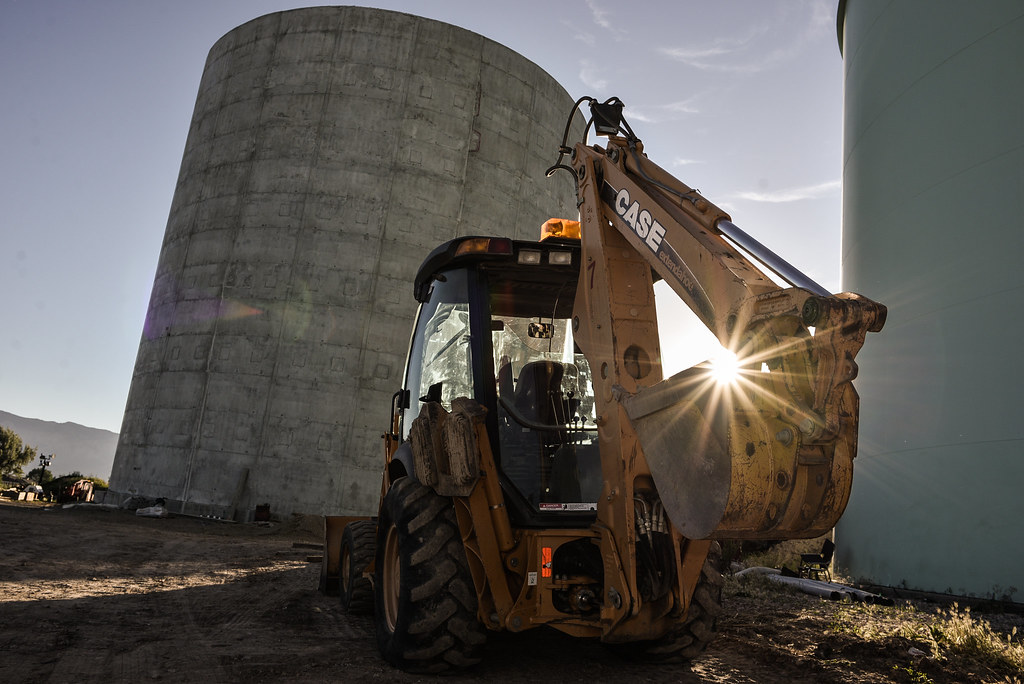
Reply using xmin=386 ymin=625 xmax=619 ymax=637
xmin=552 ymin=98 xmax=886 ymax=541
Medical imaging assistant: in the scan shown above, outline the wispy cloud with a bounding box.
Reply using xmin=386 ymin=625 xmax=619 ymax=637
xmin=659 ymin=45 xmax=734 ymax=62
xmin=578 ymin=60 xmax=608 ymax=91
xmin=664 ymin=99 xmax=699 ymax=115
xmin=657 ymin=24 xmax=771 ymax=74
xmin=584 ymin=0 xmax=628 ymax=40
xmin=585 ymin=0 xmax=614 ymax=30
xmin=624 ymin=95 xmax=702 ymax=125
xmin=658 ymin=0 xmax=833 ymax=75
xmin=573 ymin=31 xmax=597 ymax=47
xmin=734 ymin=179 xmax=840 ymax=203
xmin=626 ymin=108 xmax=655 ymax=123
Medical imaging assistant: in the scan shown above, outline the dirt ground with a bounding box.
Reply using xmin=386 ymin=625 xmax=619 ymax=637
xmin=1 ymin=500 xmax=1020 ymax=683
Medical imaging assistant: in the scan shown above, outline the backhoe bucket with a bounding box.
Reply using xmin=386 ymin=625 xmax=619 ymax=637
xmin=622 ymin=363 xmax=858 ymax=541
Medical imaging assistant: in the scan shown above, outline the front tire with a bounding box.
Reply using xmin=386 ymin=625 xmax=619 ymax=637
xmin=373 ymin=477 xmax=485 ymax=673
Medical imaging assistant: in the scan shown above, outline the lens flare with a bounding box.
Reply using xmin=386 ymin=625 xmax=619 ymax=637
xmin=709 ymin=347 xmax=741 ymax=385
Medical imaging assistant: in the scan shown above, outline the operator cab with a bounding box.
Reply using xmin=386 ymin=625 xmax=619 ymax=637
xmin=399 ymin=234 xmax=601 ymax=526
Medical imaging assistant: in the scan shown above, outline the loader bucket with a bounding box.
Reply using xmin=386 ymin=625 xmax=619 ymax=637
xmin=622 ymin=363 xmax=858 ymax=541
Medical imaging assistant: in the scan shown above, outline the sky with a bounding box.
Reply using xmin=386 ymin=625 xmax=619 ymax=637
xmin=0 ymin=0 xmax=843 ymax=433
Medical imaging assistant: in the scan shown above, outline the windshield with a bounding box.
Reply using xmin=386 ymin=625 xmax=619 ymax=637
xmin=490 ymin=305 xmax=601 ymax=514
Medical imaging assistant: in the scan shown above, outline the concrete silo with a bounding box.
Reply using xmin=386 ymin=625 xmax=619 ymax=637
xmin=836 ymin=1 xmax=1024 ymax=601
xmin=109 ymin=7 xmax=580 ymax=519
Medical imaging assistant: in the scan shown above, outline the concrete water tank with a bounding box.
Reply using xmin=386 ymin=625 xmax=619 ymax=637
xmin=836 ymin=0 xmax=1024 ymax=601
xmin=109 ymin=7 xmax=579 ymax=519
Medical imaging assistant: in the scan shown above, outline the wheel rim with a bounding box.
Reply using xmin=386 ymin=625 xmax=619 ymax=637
xmin=340 ymin=544 xmax=351 ymax=593
xmin=383 ymin=523 xmax=401 ymax=632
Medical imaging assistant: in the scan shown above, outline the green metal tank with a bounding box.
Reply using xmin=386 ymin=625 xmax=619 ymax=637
xmin=837 ymin=0 xmax=1024 ymax=602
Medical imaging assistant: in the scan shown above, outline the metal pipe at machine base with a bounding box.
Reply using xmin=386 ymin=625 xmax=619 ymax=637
xmin=733 ymin=566 xmax=894 ymax=605
xmin=768 ymin=574 xmax=894 ymax=605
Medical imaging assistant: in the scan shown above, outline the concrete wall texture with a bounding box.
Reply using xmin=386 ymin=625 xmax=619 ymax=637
xmin=836 ymin=1 xmax=1024 ymax=601
xmin=109 ymin=7 xmax=580 ymax=519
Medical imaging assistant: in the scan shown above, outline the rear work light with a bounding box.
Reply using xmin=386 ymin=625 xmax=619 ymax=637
xmin=548 ymin=251 xmax=572 ymax=265
xmin=517 ymin=249 xmax=542 ymax=265
xmin=454 ymin=237 xmax=513 ymax=257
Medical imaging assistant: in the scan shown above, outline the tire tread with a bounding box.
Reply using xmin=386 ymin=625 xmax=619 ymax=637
xmin=374 ymin=478 xmax=485 ymax=673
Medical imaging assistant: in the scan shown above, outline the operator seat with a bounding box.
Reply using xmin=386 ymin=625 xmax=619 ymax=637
xmin=513 ymin=360 xmax=567 ymax=425
xmin=512 ymin=360 xmax=594 ymax=505
xmin=501 ymin=360 xmax=560 ymax=506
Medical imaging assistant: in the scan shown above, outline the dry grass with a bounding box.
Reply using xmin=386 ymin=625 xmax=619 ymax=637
xmin=723 ymin=552 xmax=1024 ymax=684
xmin=827 ymin=601 xmax=1024 ymax=682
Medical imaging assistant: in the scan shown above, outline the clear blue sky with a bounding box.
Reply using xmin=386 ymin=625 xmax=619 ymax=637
xmin=0 ymin=0 xmax=842 ymax=432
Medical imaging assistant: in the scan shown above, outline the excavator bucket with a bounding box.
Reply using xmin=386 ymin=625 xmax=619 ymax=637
xmin=622 ymin=291 xmax=883 ymax=541
xmin=623 ymin=367 xmax=858 ymax=541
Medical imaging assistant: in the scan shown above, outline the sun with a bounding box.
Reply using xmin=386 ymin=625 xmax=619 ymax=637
xmin=708 ymin=347 xmax=741 ymax=385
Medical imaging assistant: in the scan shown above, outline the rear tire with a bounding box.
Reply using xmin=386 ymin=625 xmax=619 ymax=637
xmin=373 ymin=477 xmax=485 ymax=673
xmin=340 ymin=520 xmax=376 ymax=614
xmin=616 ymin=541 xmax=724 ymax=662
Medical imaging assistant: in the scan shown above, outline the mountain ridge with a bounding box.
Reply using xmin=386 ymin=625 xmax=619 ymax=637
xmin=0 ymin=410 xmax=118 ymax=480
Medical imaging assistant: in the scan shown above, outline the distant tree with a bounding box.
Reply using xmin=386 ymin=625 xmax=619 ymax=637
xmin=0 ymin=426 xmax=37 ymax=477
xmin=45 ymin=472 xmax=83 ymax=489
xmin=26 ymin=467 xmax=55 ymax=485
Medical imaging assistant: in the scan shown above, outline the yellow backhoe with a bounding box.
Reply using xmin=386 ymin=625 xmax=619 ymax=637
xmin=321 ymin=97 xmax=886 ymax=673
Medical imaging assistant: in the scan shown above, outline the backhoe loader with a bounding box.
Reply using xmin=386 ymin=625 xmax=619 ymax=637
xmin=321 ymin=97 xmax=886 ymax=673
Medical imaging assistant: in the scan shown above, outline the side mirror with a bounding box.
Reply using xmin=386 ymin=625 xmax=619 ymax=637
xmin=393 ymin=389 xmax=411 ymax=410
xmin=420 ymin=382 xmax=443 ymax=404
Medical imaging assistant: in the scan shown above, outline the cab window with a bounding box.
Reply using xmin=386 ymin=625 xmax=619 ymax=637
xmin=402 ymin=269 xmax=472 ymax=437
